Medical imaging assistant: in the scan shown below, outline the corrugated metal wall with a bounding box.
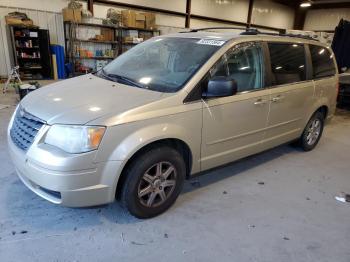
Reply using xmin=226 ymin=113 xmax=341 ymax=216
xmin=0 ymin=6 xmax=65 ymax=77
xmin=304 ymin=8 xmax=350 ymax=31
xmin=0 ymin=0 xmax=298 ymax=78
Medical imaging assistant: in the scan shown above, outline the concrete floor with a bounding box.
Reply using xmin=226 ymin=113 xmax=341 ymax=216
xmin=1 ymin=85 xmax=350 ymax=262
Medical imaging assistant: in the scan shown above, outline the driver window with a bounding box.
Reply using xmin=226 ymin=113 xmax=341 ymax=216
xmin=198 ymin=42 xmax=265 ymax=98
xmin=226 ymin=42 xmax=265 ymax=93
xmin=210 ymin=55 xmax=228 ymax=77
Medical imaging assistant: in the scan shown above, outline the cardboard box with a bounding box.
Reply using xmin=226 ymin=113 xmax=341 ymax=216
xmin=123 ymin=36 xmax=143 ymax=44
xmin=95 ymin=35 xmax=105 ymax=41
xmin=5 ymin=16 xmax=34 ymax=26
xmin=122 ymin=10 xmax=146 ymax=29
xmin=62 ymin=8 xmax=82 ymax=23
xmin=5 ymin=17 xmax=23 ymax=25
xmin=122 ymin=10 xmax=136 ymax=27
xmin=123 ymin=36 xmax=132 ymax=43
xmin=135 ymin=13 xmax=145 ymax=29
xmin=142 ymin=13 xmax=156 ymax=30
xmin=101 ymin=28 xmax=114 ymax=41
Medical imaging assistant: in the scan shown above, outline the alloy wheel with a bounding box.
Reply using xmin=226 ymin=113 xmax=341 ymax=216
xmin=137 ymin=161 xmax=177 ymax=208
xmin=306 ymin=119 xmax=321 ymax=146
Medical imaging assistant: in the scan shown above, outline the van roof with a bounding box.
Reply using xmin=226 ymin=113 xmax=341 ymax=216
xmin=162 ymin=27 xmax=325 ymax=46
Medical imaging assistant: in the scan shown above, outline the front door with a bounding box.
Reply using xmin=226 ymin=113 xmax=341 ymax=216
xmin=201 ymin=42 xmax=270 ymax=171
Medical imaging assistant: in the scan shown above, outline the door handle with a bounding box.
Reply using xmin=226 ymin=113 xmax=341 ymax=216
xmin=271 ymin=95 xmax=284 ymax=102
xmin=254 ymin=98 xmax=267 ymax=106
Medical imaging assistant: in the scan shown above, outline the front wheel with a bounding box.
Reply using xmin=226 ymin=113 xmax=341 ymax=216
xmin=121 ymin=146 xmax=186 ymax=218
xmin=299 ymin=111 xmax=325 ymax=151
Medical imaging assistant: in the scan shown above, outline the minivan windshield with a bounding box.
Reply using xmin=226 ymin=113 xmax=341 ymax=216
xmin=99 ymin=37 xmax=225 ymax=92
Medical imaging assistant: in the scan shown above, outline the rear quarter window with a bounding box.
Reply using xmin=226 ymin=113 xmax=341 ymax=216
xmin=309 ymin=45 xmax=336 ymax=79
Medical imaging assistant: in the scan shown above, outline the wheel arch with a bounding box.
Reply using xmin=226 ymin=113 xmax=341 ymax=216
xmin=305 ymin=101 xmax=329 ymax=127
xmin=115 ymin=138 xmax=193 ymax=199
xmin=316 ymin=105 xmax=328 ymax=119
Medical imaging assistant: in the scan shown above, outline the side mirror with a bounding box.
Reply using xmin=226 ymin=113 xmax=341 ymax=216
xmin=203 ymin=76 xmax=238 ymax=98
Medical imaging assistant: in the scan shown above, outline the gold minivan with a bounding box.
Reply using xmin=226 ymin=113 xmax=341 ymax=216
xmin=8 ymin=29 xmax=338 ymax=218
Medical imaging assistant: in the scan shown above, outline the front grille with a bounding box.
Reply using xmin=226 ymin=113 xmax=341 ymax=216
xmin=10 ymin=107 xmax=45 ymax=151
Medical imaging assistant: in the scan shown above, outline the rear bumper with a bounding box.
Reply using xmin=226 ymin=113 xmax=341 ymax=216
xmin=8 ymin=128 xmax=123 ymax=207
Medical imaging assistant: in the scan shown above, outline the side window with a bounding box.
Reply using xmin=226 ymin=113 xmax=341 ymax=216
xmin=226 ymin=42 xmax=264 ymax=92
xmin=268 ymin=43 xmax=306 ymax=85
xmin=309 ymin=45 xmax=336 ymax=79
xmin=210 ymin=56 xmax=228 ymax=77
xmin=210 ymin=42 xmax=265 ymax=93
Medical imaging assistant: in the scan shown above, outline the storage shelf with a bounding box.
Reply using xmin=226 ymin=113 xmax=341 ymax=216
xmin=22 ymin=77 xmax=44 ymax=80
xmin=64 ymin=21 xmax=158 ymax=76
xmin=17 ymin=57 xmax=41 ymax=59
xmin=64 ymin=21 xmax=118 ymax=29
xmin=15 ymin=36 xmax=38 ymax=39
xmin=75 ymin=56 xmax=115 ymax=60
xmin=16 ymin=46 xmax=40 ymax=49
xmin=64 ymin=21 xmax=160 ymax=32
xmin=11 ymin=25 xmax=52 ymax=80
xmin=66 ymin=38 xmax=118 ymax=44
xmin=20 ymin=67 xmax=42 ymax=70
xmin=120 ymin=26 xmax=159 ymax=33
xmin=123 ymin=42 xmax=142 ymax=45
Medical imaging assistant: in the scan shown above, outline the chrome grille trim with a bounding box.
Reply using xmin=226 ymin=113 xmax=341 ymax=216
xmin=10 ymin=107 xmax=45 ymax=151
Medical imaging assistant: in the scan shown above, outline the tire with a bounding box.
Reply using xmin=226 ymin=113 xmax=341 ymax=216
xmin=121 ymin=146 xmax=186 ymax=218
xmin=299 ymin=111 xmax=325 ymax=151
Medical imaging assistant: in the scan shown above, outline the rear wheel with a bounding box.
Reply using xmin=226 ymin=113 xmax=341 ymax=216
xmin=299 ymin=111 xmax=324 ymax=151
xmin=121 ymin=146 xmax=185 ymax=218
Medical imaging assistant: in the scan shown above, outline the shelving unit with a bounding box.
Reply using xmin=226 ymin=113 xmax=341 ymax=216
xmin=63 ymin=21 xmax=160 ymax=76
xmin=9 ymin=25 xmax=52 ymax=80
xmin=67 ymin=38 xmax=118 ymax=45
xmin=75 ymin=56 xmax=114 ymax=60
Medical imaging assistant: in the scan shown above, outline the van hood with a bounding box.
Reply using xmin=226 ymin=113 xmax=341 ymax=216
xmin=20 ymin=74 xmax=165 ymax=125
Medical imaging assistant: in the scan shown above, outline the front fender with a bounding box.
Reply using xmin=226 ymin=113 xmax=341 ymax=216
xmin=95 ymin=111 xmax=202 ymax=174
xmin=111 ymin=123 xmax=194 ymax=161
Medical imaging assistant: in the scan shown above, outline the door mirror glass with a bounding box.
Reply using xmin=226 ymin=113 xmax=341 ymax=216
xmin=203 ymin=76 xmax=238 ymax=98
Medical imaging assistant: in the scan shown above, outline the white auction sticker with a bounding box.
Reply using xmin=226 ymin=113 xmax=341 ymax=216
xmin=196 ymin=39 xmax=226 ymax=46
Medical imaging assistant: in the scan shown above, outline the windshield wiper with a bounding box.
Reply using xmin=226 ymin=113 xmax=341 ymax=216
xmin=106 ymin=73 xmax=145 ymax=89
xmin=98 ymin=69 xmax=117 ymax=82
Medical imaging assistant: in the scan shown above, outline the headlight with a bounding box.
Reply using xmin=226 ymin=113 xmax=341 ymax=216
xmin=44 ymin=125 xmax=106 ymax=154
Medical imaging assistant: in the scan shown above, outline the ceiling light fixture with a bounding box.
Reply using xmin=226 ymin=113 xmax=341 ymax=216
xmin=300 ymin=1 xmax=311 ymax=8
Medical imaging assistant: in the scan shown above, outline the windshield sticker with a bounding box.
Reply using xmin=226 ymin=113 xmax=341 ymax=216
xmin=196 ymin=39 xmax=226 ymax=46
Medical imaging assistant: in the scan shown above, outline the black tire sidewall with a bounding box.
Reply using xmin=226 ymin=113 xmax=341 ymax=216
xmin=301 ymin=112 xmax=324 ymax=151
xmin=121 ymin=146 xmax=186 ymax=218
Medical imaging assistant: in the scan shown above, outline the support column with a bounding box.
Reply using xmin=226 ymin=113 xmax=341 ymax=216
xmin=185 ymin=0 xmax=191 ymax=28
xmin=88 ymin=0 xmax=94 ymax=15
xmin=247 ymin=0 xmax=254 ymax=28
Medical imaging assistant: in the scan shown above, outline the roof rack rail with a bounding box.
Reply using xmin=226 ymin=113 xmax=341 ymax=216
xmin=179 ymin=26 xmax=318 ymax=41
xmin=240 ymin=29 xmax=318 ymax=41
xmin=179 ymin=26 xmax=248 ymax=33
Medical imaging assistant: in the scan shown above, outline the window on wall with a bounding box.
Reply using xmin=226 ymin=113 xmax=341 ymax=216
xmin=210 ymin=42 xmax=265 ymax=93
xmin=268 ymin=43 xmax=306 ymax=85
xmin=309 ymin=45 xmax=336 ymax=79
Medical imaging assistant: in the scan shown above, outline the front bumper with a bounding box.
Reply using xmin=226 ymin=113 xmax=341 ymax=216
xmin=8 ymin=127 xmax=123 ymax=207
